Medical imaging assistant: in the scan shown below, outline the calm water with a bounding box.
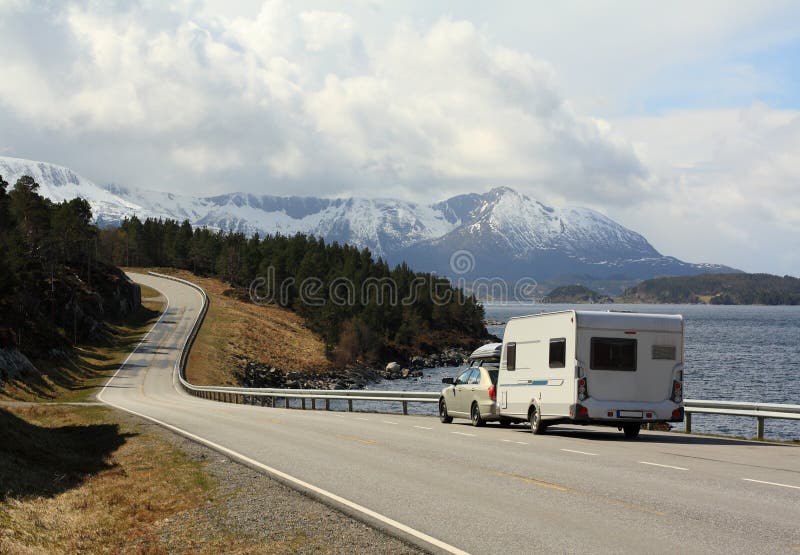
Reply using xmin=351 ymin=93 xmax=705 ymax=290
xmin=356 ymin=303 xmax=800 ymax=442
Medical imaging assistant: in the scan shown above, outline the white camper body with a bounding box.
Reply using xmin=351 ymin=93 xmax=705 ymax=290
xmin=498 ymin=310 xmax=684 ymax=436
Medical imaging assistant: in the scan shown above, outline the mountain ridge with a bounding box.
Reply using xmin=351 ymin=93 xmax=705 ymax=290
xmin=0 ymin=156 xmax=737 ymax=291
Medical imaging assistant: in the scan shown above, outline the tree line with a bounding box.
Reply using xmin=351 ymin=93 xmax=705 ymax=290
xmin=98 ymin=216 xmax=488 ymax=366
xmin=619 ymin=273 xmax=800 ymax=305
xmin=0 ymin=174 xmax=115 ymax=352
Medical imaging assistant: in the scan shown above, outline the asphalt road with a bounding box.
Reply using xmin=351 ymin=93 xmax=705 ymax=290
xmin=99 ymin=273 xmax=800 ymax=554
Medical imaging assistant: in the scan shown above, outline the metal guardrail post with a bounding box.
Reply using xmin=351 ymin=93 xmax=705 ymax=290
xmin=757 ymin=416 xmax=765 ymax=440
xmin=325 ymin=399 xmax=330 ymax=411
xmin=348 ymin=400 xmax=353 ymax=412
xmin=312 ymin=398 xmax=316 ymax=410
xmin=284 ymin=397 xmax=289 ymax=409
xmin=403 ymin=401 xmax=408 ymax=415
xmin=685 ymin=412 xmax=692 ymax=434
xmin=302 ymin=398 xmax=306 ymax=410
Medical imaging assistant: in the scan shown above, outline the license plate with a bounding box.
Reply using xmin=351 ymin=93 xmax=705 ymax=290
xmin=618 ymin=410 xmax=643 ymax=418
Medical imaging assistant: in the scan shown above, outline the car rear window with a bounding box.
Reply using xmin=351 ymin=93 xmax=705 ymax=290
xmin=591 ymin=338 xmax=637 ymax=371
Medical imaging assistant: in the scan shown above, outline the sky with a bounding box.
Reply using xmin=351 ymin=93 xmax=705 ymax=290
xmin=0 ymin=0 xmax=798 ymax=275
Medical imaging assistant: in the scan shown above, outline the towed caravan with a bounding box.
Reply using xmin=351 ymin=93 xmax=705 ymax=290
xmin=498 ymin=310 xmax=685 ymax=439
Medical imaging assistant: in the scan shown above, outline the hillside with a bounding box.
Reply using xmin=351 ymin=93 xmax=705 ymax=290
xmin=546 ymin=284 xmax=614 ymax=303
xmin=618 ymin=273 xmax=800 ymax=305
xmin=4 ymin=156 xmax=737 ymax=290
xmin=136 ymin=269 xmax=330 ymax=386
xmin=0 ymin=174 xmax=143 ymax=398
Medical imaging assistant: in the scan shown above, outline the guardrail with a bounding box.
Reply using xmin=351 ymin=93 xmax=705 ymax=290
xmin=684 ymin=400 xmax=800 ymax=440
xmin=149 ymin=272 xmax=800 ymax=437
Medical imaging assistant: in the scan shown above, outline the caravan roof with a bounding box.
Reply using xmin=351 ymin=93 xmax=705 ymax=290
xmin=507 ymin=310 xmax=683 ymax=333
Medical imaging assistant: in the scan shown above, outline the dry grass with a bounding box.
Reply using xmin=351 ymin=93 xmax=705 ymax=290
xmin=0 ymin=300 xmax=164 ymax=403
xmin=127 ymin=268 xmax=329 ymax=386
xmin=0 ymin=406 xmax=310 ymax=554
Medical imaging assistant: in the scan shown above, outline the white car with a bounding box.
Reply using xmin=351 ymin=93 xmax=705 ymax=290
xmin=439 ymin=343 xmax=509 ymax=427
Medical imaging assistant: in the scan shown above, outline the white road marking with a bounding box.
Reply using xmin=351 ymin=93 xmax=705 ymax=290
xmin=514 ymin=441 xmax=528 ymax=445
xmin=383 ymin=420 xmax=399 ymax=425
xmin=331 ymin=414 xmax=345 ymax=418
xmin=561 ymin=448 xmax=598 ymax=456
xmin=742 ymin=478 xmax=800 ymax=490
xmin=414 ymin=425 xmax=433 ymax=430
xmin=452 ymin=432 xmax=475 ymax=437
xmin=639 ymin=461 xmax=688 ymax=471
xmin=356 ymin=417 xmax=370 ymax=421
xmin=501 ymin=439 xmax=514 ymax=443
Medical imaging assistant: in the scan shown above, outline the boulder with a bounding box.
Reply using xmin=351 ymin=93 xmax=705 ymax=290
xmin=385 ymin=361 xmax=401 ymax=373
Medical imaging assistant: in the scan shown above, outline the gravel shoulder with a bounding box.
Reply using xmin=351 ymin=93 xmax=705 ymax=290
xmin=126 ymin=411 xmax=426 ymax=554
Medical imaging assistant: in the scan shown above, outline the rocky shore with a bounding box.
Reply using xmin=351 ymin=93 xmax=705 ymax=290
xmin=242 ymin=346 xmax=471 ymax=391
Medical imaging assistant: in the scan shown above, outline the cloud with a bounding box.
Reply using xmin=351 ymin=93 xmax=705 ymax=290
xmin=0 ymin=1 xmax=646 ymax=203
xmin=610 ymin=103 xmax=800 ymax=273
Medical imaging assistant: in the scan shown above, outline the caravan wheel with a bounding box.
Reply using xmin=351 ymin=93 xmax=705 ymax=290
xmin=529 ymin=407 xmax=547 ymax=435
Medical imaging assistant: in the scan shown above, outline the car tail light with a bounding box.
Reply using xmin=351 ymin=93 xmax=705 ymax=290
xmin=577 ymin=378 xmax=588 ymax=401
xmin=671 ymin=380 xmax=683 ymax=403
xmin=488 ymin=385 xmax=496 ymax=401
xmin=672 ymin=408 xmax=683 ymax=419
xmin=577 ymin=405 xmax=588 ymax=416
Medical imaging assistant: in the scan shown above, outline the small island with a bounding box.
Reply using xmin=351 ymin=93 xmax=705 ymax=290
xmin=617 ymin=273 xmax=800 ymax=305
xmin=545 ymin=284 xmax=614 ymax=304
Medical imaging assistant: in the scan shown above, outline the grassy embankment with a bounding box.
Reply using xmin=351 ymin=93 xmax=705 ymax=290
xmin=0 ymin=283 xmax=311 ymax=553
xmin=127 ymin=268 xmax=329 ymax=385
xmin=0 ymin=285 xmax=163 ymax=403
xmin=0 ymin=405 xmax=268 ymax=553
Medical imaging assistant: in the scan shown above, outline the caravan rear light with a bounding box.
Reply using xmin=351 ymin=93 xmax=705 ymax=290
xmin=646 ymin=412 xmax=653 ymax=419
xmin=672 ymin=408 xmax=683 ymax=419
xmin=671 ymin=380 xmax=683 ymax=403
xmin=488 ymin=385 xmax=496 ymax=401
xmin=577 ymin=378 xmax=588 ymax=401
xmin=577 ymin=405 xmax=588 ymax=416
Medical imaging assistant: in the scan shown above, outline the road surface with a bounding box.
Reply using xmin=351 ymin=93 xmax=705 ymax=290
xmin=99 ymin=272 xmax=800 ymax=554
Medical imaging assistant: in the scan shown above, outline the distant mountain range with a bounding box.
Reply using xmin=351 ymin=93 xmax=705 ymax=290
xmin=0 ymin=156 xmax=737 ymax=293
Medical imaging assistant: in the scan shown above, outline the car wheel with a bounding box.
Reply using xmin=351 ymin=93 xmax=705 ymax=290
xmin=439 ymin=399 xmax=453 ymax=424
xmin=471 ymin=402 xmax=485 ymax=427
xmin=529 ymin=407 xmax=547 ymax=435
xmin=623 ymin=423 xmax=640 ymax=439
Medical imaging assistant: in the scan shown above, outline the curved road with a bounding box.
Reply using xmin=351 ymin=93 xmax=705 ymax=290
xmin=99 ymin=273 xmax=800 ymax=554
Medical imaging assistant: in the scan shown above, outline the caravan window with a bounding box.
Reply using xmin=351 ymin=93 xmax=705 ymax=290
xmin=505 ymin=343 xmax=516 ymax=371
xmin=549 ymin=339 xmax=566 ymax=368
xmin=591 ymin=338 xmax=637 ymax=371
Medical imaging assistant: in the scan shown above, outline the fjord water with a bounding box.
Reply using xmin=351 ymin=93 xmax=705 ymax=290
xmin=366 ymin=303 xmax=800 ymax=442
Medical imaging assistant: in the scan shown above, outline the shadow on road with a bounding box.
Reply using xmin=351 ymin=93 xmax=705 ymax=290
xmin=0 ymin=409 xmax=134 ymax=500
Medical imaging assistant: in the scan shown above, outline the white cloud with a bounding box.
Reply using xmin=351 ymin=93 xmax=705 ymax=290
xmin=299 ymin=10 xmax=355 ymax=52
xmin=610 ymin=104 xmax=800 ymax=273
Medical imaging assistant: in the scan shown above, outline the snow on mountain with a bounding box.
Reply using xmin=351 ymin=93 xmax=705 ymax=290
xmin=0 ymin=156 xmax=736 ymax=288
xmin=0 ymin=156 xmax=150 ymax=226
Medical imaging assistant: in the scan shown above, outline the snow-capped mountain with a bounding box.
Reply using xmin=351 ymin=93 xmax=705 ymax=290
xmin=0 ymin=156 xmax=736 ymax=289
